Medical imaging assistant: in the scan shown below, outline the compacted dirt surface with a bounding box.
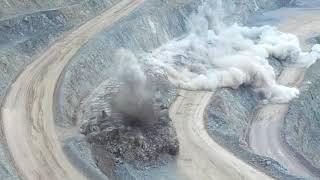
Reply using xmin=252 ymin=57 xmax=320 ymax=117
xmin=169 ymin=90 xmax=272 ymax=180
xmin=249 ymin=7 xmax=320 ymax=179
xmin=0 ymin=0 xmax=142 ymax=179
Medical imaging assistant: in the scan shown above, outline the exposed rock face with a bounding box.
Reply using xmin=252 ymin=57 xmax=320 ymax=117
xmin=0 ymin=0 xmax=284 ymax=179
xmin=207 ymin=86 xmax=257 ymax=144
xmin=81 ymin=109 xmax=178 ymax=161
xmin=0 ymin=0 xmax=120 ymax=19
xmin=284 ymin=61 xmax=320 ymax=171
xmin=80 ymin=105 xmax=179 ymax=174
xmin=0 ymin=0 xmax=121 ymax=104
xmin=72 ymin=47 xmax=180 ymax=177
xmin=205 ymin=57 xmax=283 ymax=147
xmin=58 ymin=0 xmax=199 ymax=127
xmin=0 ymin=0 xmax=122 ymax=109
xmin=58 ymin=0 xmax=282 ymax=128
xmin=79 ymin=59 xmax=179 ymax=176
xmin=204 ymin=56 xmax=294 ymax=179
xmin=206 ymin=86 xmax=299 ymax=179
xmin=0 ymin=1 xmax=121 ymax=179
xmin=55 ymin=0 xmax=283 ymax=178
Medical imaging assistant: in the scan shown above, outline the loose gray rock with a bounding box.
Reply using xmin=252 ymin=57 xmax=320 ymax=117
xmin=284 ymin=61 xmax=320 ymax=175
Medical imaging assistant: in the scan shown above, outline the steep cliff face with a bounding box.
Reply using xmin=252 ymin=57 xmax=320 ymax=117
xmin=284 ymin=61 xmax=320 ymax=170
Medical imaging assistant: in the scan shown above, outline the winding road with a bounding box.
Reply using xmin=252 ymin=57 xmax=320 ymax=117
xmin=0 ymin=0 xmax=142 ymax=179
xmin=249 ymin=7 xmax=320 ymax=179
xmin=1 ymin=0 xmax=271 ymax=179
xmin=2 ymin=0 xmax=320 ymax=179
xmin=169 ymin=90 xmax=272 ymax=180
xmin=169 ymin=4 xmax=320 ymax=180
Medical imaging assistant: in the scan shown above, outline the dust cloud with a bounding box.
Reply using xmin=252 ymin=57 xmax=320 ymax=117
xmin=114 ymin=0 xmax=320 ymax=105
xmin=112 ymin=49 xmax=157 ymax=126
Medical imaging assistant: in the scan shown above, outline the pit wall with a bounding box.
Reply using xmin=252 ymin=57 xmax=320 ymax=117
xmin=206 ymin=86 xmax=298 ymax=179
xmin=57 ymin=0 xmax=198 ymax=127
xmin=0 ymin=0 xmax=121 ymax=104
xmin=0 ymin=0 xmax=120 ymax=19
xmin=0 ymin=0 xmax=284 ymax=179
xmin=284 ymin=61 xmax=320 ymax=175
xmin=0 ymin=1 xmax=120 ymax=179
xmin=58 ymin=0 xmax=282 ymax=128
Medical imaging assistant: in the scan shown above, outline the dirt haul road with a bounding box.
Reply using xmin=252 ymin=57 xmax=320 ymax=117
xmin=169 ymin=90 xmax=272 ymax=180
xmin=249 ymin=9 xmax=320 ymax=178
xmin=0 ymin=0 xmax=142 ymax=179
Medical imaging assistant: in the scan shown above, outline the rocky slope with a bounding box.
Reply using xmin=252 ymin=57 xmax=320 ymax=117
xmin=55 ymin=0 xmax=285 ymax=179
xmin=206 ymin=1 xmax=320 ymax=179
xmin=205 ymin=56 xmax=298 ymax=179
xmin=206 ymin=86 xmax=298 ymax=179
xmin=0 ymin=0 xmax=292 ymax=179
xmin=0 ymin=0 xmax=122 ymax=106
xmin=58 ymin=0 xmax=282 ymax=128
xmin=0 ymin=1 xmax=121 ymax=179
xmin=0 ymin=0 xmax=120 ymax=19
xmin=284 ymin=60 xmax=320 ymax=174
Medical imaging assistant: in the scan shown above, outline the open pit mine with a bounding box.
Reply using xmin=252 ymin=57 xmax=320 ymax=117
xmin=0 ymin=0 xmax=320 ymax=179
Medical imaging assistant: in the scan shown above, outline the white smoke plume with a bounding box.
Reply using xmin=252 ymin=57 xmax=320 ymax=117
xmin=117 ymin=0 xmax=320 ymax=104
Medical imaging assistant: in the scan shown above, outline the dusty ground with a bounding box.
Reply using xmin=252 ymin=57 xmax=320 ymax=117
xmin=249 ymin=5 xmax=320 ymax=179
xmin=0 ymin=0 xmax=142 ymax=179
xmin=169 ymin=90 xmax=272 ymax=179
xmin=1 ymin=0 xmax=319 ymax=179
